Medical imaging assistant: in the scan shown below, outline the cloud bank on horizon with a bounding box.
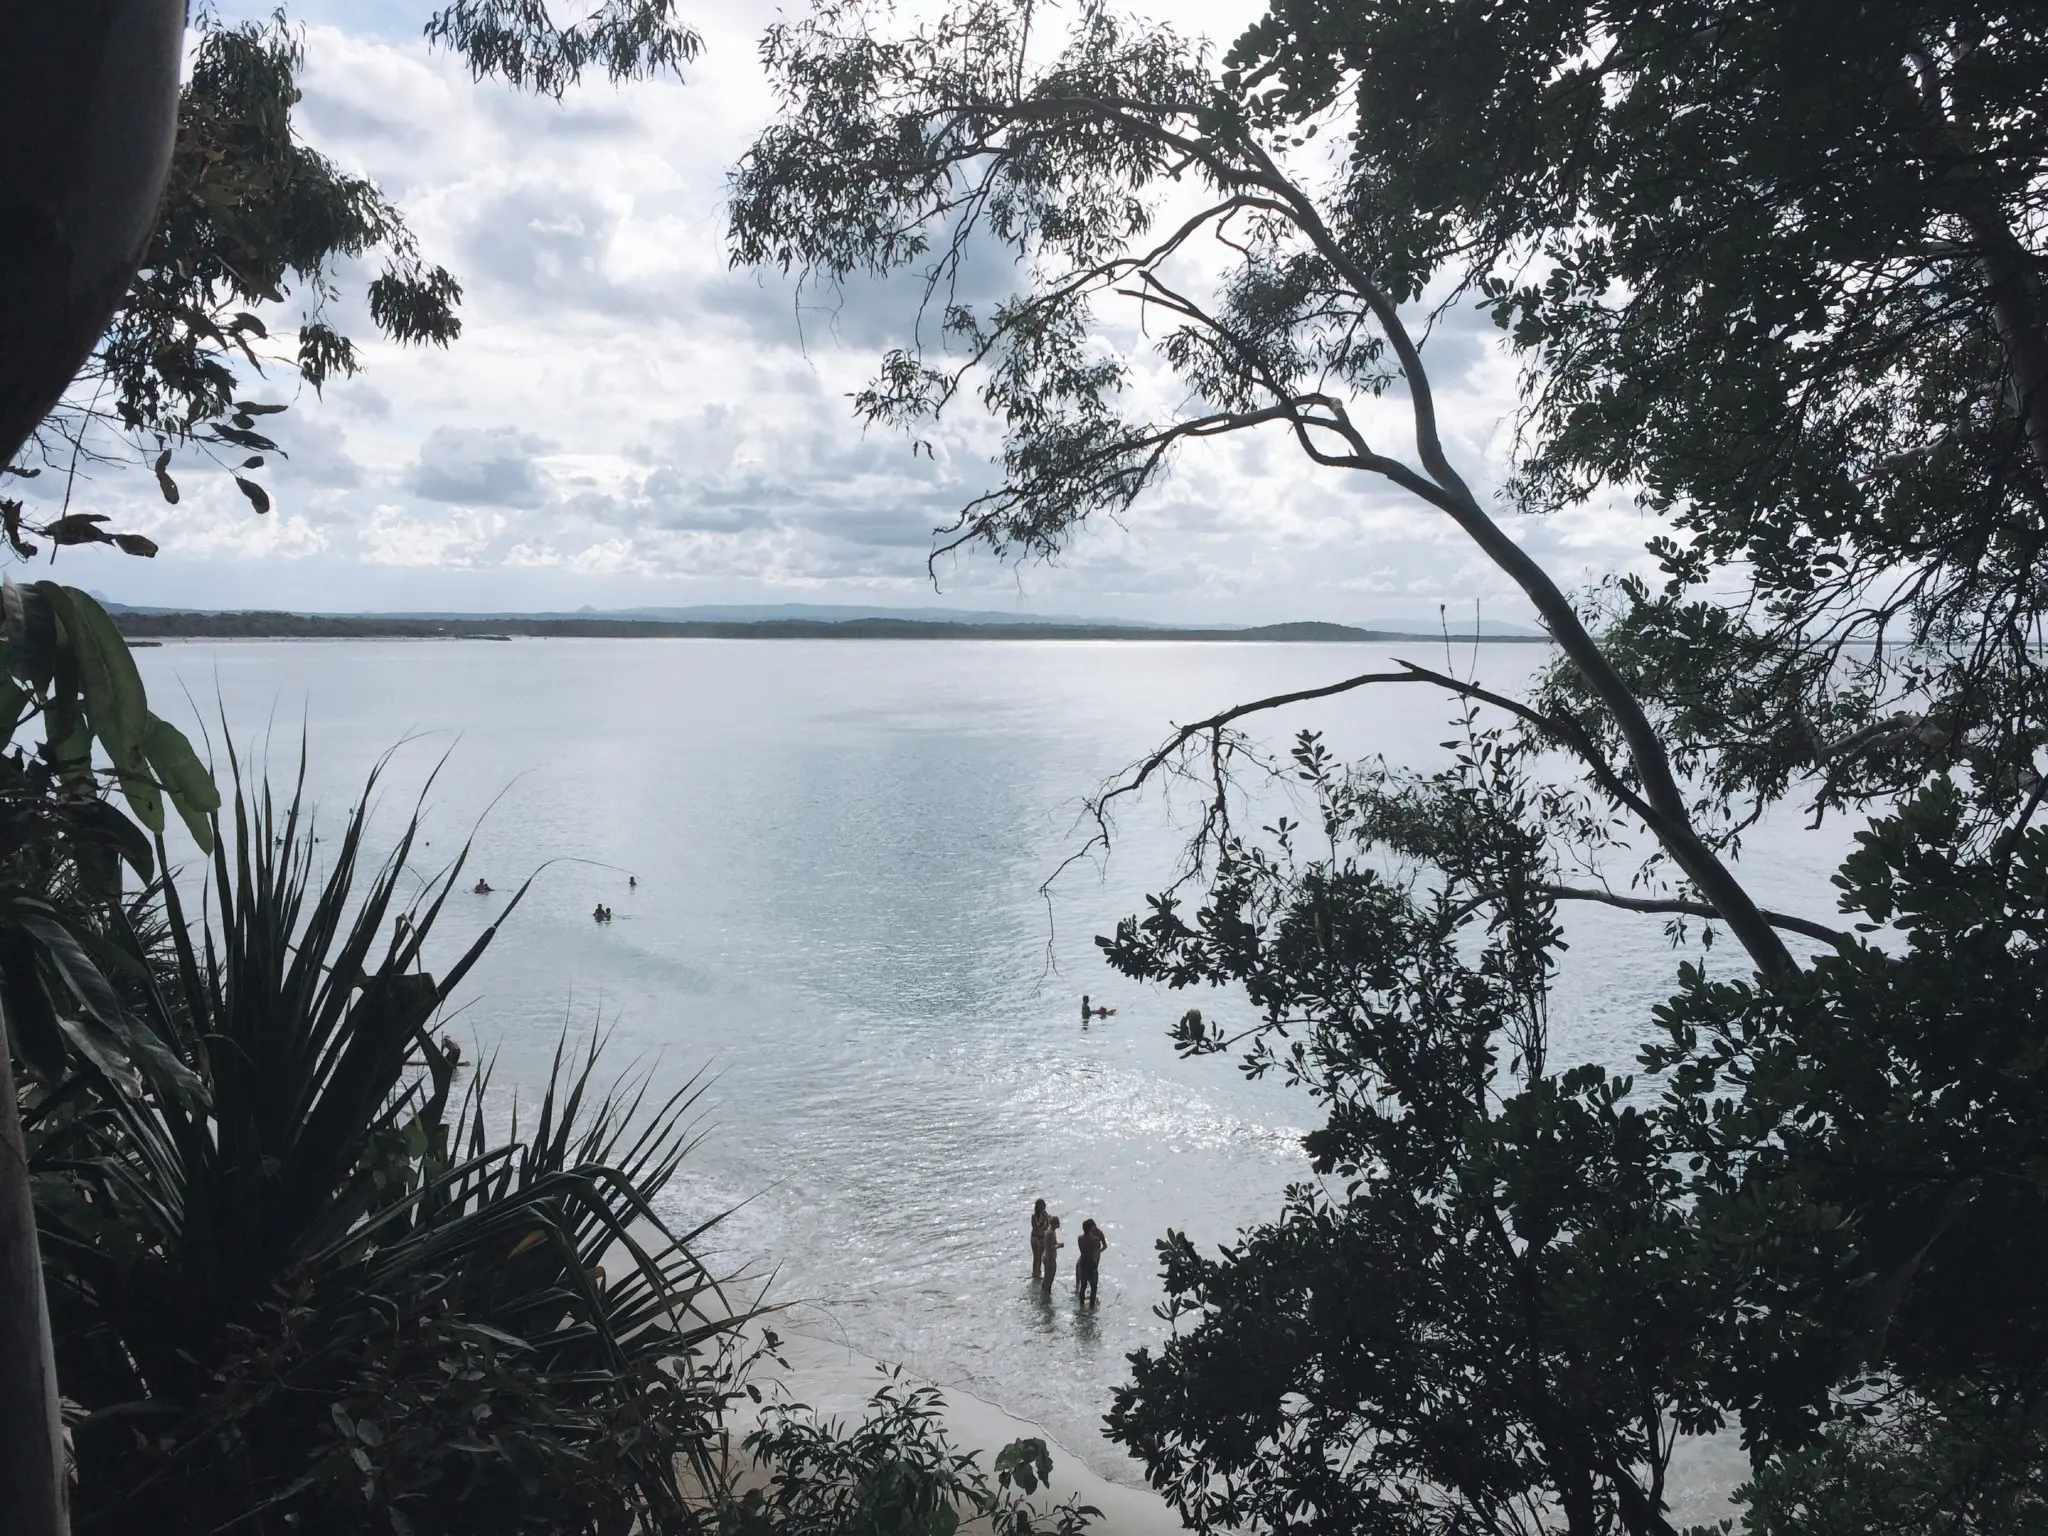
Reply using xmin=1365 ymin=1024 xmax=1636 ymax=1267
xmin=33 ymin=1 xmax=1662 ymax=625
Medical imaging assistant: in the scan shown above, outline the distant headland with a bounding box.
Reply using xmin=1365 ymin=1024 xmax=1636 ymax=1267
xmin=104 ymin=601 xmax=1551 ymax=644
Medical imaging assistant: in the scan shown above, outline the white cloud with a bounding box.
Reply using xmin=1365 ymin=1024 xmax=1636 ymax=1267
xmin=60 ymin=0 xmax=1658 ymax=626
xmin=362 ymin=505 xmax=506 ymax=566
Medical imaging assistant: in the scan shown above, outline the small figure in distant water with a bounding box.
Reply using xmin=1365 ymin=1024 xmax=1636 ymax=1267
xmin=1030 ymin=1198 xmax=1051 ymax=1281
xmin=629 ymin=874 xmax=637 ymax=890
xmin=1075 ymin=1219 xmax=1107 ymax=1307
xmin=1039 ymin=1214 xmax=1063 ymax=1296
xmin=439 ymin=1033 xmax=463 ymax=1070
xmin=473 ymin=878 xmax=493 ymax=895
xmin=1081 ymin=995 xmax=1115 ymax=1021
xmin=594 ymin=903 xmax=613 ymax=924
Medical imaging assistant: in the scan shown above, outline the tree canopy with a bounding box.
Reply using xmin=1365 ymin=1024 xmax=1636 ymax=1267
xmin=728 ymin=2 xmax=2048 ymax=1530
xmin=6 ymin=1 xmax=701 ymax=550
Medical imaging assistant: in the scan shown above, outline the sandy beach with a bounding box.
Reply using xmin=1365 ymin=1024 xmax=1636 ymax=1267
xmin=717 ymin=1324 xmax=1750 ymax=1536
xmin=720 ymin=1326 xmax=1187 ymax=1536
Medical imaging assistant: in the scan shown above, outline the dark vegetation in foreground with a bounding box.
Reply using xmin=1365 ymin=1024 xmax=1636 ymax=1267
xmin=727 ymin=0 xmax=2048 ymax=1531
xmin=108 ymin=611 xmax=1549 ymax=644
xmin=13 ymin=0 xmax=2048 ymax=1532
xmin=5 ymin=580 xmax=1096 ymax=1535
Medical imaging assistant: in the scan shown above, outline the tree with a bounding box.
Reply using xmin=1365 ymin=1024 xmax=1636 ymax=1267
xmin=1099 ymin=733 xmax=1723 ymax=1536
xmin=727 ymin=2 xmax=2048 ymax=1530
xmin=1212 ymin=0 xmax=2048 ymax=830
xmin=730 ymin=0 xmax=1795 ymax=975
xmin=1 ymin=9 xmax=702 ymax=1530
xmin=8 ymin=1 xmax=702 ymax=549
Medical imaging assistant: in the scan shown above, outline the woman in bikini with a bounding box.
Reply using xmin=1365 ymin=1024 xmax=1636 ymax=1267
xmin=1039 ymin=1214 xmax=1063 ymax=1295
xmin=1075 ymin=1219 xmax=1107 ymax=1306
xmin=1030 ymin=1198 xmax=1050 ymax=1281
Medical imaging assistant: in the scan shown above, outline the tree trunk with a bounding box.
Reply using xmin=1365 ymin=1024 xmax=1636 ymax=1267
xmin=0 ymin=1022 xmax=67 ymax=1536
xmin=0 ymin=0 xmax=187 ymax=463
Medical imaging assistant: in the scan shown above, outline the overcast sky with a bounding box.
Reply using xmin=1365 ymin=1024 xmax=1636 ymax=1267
xmin=37 ymin=1 xmax=1663 ymax=623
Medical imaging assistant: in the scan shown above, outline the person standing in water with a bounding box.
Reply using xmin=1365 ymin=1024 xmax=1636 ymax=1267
xmin=1029 ymin=1198 xmax=1050 ymax=1281
xmin=1039 ymin=1214 xmax=1063 ymax=1295
xmin=1075 ymin=1219 xmax=1107 ymax=1306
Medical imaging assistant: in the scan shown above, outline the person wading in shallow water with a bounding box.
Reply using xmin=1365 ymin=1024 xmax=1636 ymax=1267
xmin=1075 ymin=1219 xmax=1107 ymax=1307
xmin=1030 ymin=1198 xmax=1052 ymax=1281
xmin=1039 ymin=1214 xmax=1063 ymax=1296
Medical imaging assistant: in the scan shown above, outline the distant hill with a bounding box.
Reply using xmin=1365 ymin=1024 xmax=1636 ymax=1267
xmin=96 ymin=598 xmax=1549 ymax=638
xmin=606 ymin=602 xmax=1164 ymax=627
xmin=107 ymin=608 xmax=1555 ymax=645
xmin=1355 ymin=616 xmax=1546 ymax=638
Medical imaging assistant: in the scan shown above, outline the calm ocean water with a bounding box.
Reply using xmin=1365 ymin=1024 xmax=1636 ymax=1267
xmin=134 ymin=638 xmax=1847 ymax=1486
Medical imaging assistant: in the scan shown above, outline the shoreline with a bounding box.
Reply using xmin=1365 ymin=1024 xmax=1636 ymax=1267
xmin=727 ymin=1325 xmax=1186 ymax=1536
xmin=731 ymin=1325 xmax=1750 ymax=1536
xmin=112 ymin=612 xmax=1553 ymax=645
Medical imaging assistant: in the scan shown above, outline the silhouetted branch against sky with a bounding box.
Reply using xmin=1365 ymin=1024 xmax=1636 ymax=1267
xmin=724 ymin=0 xmax=1795 ymax=970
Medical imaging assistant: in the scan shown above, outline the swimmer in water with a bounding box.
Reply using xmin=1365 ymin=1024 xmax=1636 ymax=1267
xmin=1075 ymin=1219 xmax=1107 ymax=1306
xmin=1030 ymin=1198 xmax=1050 ymax=1281
xmin=1039 ymin=1214 xmax=1062 ymax=1296
xmin=474 ymin=878 xmax=492 ymax=895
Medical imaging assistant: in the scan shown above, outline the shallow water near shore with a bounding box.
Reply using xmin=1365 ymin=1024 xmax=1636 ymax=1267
xmin=136 ymin=637 xmax=1846 ymax=1504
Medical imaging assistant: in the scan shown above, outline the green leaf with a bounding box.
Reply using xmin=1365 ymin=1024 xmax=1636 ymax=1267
xmin=234 ymin=476 xmax=272 ymax=514
xmin=14 ymin=908 xmax=126 ymax=1034
xmin=144 ymin=715 xmax=220 ymax=853
xmin=4 ymin=579 xmax=57 ymax=688
xmin=62 ymin=797 xmax=155 ymax=880
xmin=57 ymin=1010 xmax=145 ymax=1098
xmin=153 ymin=448 xmax=181 ymax=505
xmin=44 ymin=586 xmax=156 ymax=825
xmin=993 ymin=1438 xmax=1052 ymax=1494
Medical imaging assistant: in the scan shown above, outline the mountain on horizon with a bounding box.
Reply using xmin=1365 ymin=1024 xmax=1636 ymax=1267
xmin=606 ymin=602 xmax=1164 ymax=627
xmin=91 ymin=596 xmax=1544 ymax=637
xmin=1355 ymin=616 xmax=1546 ymax=638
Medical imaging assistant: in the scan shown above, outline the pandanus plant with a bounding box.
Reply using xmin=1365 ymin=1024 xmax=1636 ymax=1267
xmin=29 ymin=759 xmax=753 ymax=1534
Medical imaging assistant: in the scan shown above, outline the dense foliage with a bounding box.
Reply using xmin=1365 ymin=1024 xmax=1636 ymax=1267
xmin=25 ymin=762 xmax=752 ymax=1534
xmin=728 ymin=2 xmax=2048 ymax=1532
xmin=0 ymin=583 xmax=218 ymax=1091
xmin=724 ymin=1375 xmax=1096 ymax=1536
xmin=1216 ymin=0 xmax=2048 ymax=823
xmin=1101 ymin=734 xmax=1719 ymax=1536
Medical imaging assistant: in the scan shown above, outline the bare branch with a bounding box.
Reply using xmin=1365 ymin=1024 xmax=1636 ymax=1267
xmin=1535 ymin=884 xmax=1853 ymax=952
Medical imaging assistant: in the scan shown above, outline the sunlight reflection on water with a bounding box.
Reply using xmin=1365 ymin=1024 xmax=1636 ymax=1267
xmin=137 ymin=637 xmax=1848 ymax=1492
